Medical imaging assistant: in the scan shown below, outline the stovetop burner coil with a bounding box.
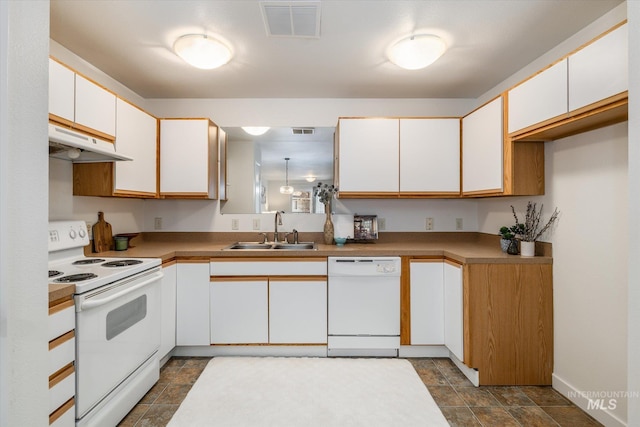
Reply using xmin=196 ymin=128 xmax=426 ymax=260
xmin=102 ymin=260 xmax=143 ymax=268
xmin=49 ymin=270 xmax=63 ymax=278
xmin=54 ymin=273 xmax=98 ymax=283
xmin=73 ymin=258 xmax=106 ymax=265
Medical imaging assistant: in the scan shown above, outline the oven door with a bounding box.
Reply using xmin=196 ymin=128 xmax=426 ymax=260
xmin=75 ymin=267 xmax=162 ymax=419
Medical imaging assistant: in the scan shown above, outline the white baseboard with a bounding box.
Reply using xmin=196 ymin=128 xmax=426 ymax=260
xmin=449 ymin=352 xmax=479 ymax=387
xmin=399 ymin=345 xmax=450 ymax=358
xmin=173 ymin=345 xmax=328 ymax=358
xmin=552 ymin=373 xmax=627 ymax=427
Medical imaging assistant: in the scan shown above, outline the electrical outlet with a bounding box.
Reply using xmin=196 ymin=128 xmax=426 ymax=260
xmin=252 ymin=219 xmax=261 ymax=230
xmin=154 ymin=217 xmax=162 ymax=230
xmin=231 ymin=219 xmax=240 ymax=230
xmin=425 ymin=217 xmax=434 ymax=231
xmin=378 ymin=218 xmax=386 ymax=231
xmin=455 ymin=218 xmax=463 ymax=230
xmin=86 ymin=221 xmax=93 ymax=240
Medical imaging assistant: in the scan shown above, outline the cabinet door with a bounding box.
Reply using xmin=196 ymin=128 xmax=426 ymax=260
xmin=569 ymin=23 xmax=627 ymax=112
xmin=269 ymin=278 xmax=327 ymax=344
xmin=160 ymin=119 xmax=218 ymax=198
xmin=210 ymin=279 xmax=268 ymax=344
xmin=218 ymin=128 xmax=228 ymax=201
xmin=508 ymin=59 xmax=568 ymax=133
xmin=338 ymin=118 xmax=399 ymax=193
xmin=48 ymin=59 xmax=75 ymax=123
xmin=400 ymin=118 xmax=460 ymax=193
xmin=114 ymin=98 xmax=157 ymax=196
xmin=74 ymin=74 xmax=116 ymax=137
xmin=176 ymin=262 xmax=210 ymax=346
xmin=462 ymin=97 xmax=504 ymax=194
xmin=159 ymin=262 xmax=177 ymax=359
xmin=444 ymin=261 xmax=463 ymax=361
xmin=410 ymin=261 xmax=444 ymax=345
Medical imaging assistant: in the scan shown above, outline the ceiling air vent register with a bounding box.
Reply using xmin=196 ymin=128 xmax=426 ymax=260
xmin=292 ymin=127 xmax=315 ymax=135
xmin=260 ymin=1 xmax=321 ymax=38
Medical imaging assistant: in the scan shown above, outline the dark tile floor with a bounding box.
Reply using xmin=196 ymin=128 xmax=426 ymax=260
xmin=118 ymin=357 xmax=603 ymax=427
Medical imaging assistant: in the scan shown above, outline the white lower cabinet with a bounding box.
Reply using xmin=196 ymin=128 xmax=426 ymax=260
xmin=444 ymin=261 xmax=464 ymax=361
xmin=159 ymin=262 xmax=177 ymax=358
xmin=409 ymin=260 xmax=444 ymax=345
xmin=269 ymin=278 xmax=327 ymax=344
xmin=176 ymin=261 xmax=210 ymax=346
xmin=210 ymin=279 xmax=269 ymax=344
xmin=48 ymin=298 xmax=75 ymax=427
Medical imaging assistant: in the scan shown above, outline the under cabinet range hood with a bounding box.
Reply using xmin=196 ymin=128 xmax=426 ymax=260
xmin=48 ymin=123 xmax=133 ymax=162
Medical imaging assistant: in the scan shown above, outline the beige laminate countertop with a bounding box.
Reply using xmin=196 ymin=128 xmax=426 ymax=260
xmin=50 ymin=232 xmax=551 ymax=303
xmin=88 ymin=232 xmax=553 ymax=265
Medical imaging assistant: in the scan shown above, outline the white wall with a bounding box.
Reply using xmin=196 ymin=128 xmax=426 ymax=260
xmin=626 ymin=1 xmax=640 ymax=425
xmin=1 ymin=1 xmax=50 ymax=425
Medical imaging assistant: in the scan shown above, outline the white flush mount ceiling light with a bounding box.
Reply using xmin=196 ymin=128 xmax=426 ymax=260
xmin=388 ymin=34 xmax=446 ymax=70
xmin=173 ymin=34 xmax=232 ymax=70
xmin=242 ymin=126 xmax=270 ymax=136
xmin=280 ymin=157 xmax=294 ymax=195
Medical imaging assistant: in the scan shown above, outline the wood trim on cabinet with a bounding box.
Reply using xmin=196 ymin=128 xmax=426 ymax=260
xmin=49 ymin=397 xmax=75 ymax=425
xmin=338 ymin=191 xmax=400 ymax=199
xmin=49 ymin=115 xmax=116 ymax=142
xmin=162 ymin=258 xmax=177 ymax=267
xmin=49 ymin=330 xmax=75 ymax=351
xmin=49 ymin=363 xmax=74 ymax=388
xmin=267 ymin=276 xmax=327 ymax=282
xmin=159 ymin=192 xmax=212 ymax=199
xmin=176 ymin=257 xmax=210 ymax=263
xmin=400 ymin=257 xmax=411 ymax=345
xmin=210 ymin=276 xmax=269 ymax=282
xmin=49 ymin=298 xmax=74 ymax=315
xmin=210 ymin=257 xmax=327 ymax=263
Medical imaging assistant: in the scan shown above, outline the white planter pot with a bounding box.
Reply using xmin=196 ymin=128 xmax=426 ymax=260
xmin=520 ymin=241 xmax=536 ymax=257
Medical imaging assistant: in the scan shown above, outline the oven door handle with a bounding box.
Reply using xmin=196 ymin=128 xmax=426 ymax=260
xmin=79 ymin=271 xmax=163 ymax=310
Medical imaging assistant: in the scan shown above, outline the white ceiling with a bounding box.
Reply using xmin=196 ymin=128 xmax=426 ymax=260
xmin=49 ymin=0 xmax=623 ymax=185
xmin=50 ymin=0 xmax=623 ymax=100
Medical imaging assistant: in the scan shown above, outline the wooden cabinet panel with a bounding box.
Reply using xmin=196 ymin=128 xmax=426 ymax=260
xmin=462 ymin=97 xmax=504 ymax=194
xmin=508 ymin=59 xmax=568 ymax=134
xmin=74 ymin=74 xmax=116 ymax=137
xmin=210 ymin=278 xmax=269 ymax=344
xmin=569 ymin=23 xmax=627 ymax=112
xmin=464 ymin=263 xmax=553 ymax=385
xmin=160 ymin=119 xmax=219 ymax=199
xmin=176 ymin=262 xmax=210 ymax=346
xmin=337 ymin=118 xmax=399 ymax=194
xmin=409 ymin=260 xmax=444 ymax=345
xmin=400 ymin=119 xmax=460 ymax=194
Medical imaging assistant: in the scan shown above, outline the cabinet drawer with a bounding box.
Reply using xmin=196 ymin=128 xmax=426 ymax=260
xmin=49 ymin=331 xmax=75 ymax=377
xmin=49 ymin=366 xmax=75 ymax=414
xmin=210 ymin=259 xmax=327 ymax=276
xmin=49 ymin=301 xmax=75 ymax=342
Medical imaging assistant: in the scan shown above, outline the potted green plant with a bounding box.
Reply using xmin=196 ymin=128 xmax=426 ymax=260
xmin=511 ymin=202 xmax=559 ymax=257
xmin=498 ymin=226 xmax=514 ymax=252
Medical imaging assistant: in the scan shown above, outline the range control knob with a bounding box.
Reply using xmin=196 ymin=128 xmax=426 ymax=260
xmin=78 ymin=227 xmax=86 ymax=238
xmin=69 ymin=229 xmax=77 ymax=239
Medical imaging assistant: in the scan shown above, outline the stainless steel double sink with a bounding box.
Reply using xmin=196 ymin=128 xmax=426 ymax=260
xmin=223 ymin=242 xmax=317 ymax=250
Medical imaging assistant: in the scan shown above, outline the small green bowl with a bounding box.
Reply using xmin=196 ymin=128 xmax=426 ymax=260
xmin=334 ymin=237 xmax=347 ymax=246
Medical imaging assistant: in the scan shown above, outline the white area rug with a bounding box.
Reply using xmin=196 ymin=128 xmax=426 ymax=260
xmin=168 ymin=357 xmax=449 ymax=427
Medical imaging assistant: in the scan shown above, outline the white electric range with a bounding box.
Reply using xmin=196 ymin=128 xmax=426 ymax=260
xmin=48 ymin=220 xmax=163 ymax=427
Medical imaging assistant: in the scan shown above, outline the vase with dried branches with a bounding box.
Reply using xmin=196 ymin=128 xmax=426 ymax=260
xmin=316 ymin=182 xmax=338 ymax=245
xmin=510 ymin=202 xmax=559 ymax=256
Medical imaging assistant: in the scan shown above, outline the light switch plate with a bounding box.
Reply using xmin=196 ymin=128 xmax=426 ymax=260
xmin=253 ymin=219 xmax=260 ymax=230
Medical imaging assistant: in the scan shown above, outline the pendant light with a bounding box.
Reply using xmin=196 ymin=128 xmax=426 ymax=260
xmin=279 ymin=157 xmax=294 ymax=195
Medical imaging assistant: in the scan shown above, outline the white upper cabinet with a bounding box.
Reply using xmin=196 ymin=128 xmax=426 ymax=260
xmin=74 ymin=75 xmax=116 ymax=137
xmin=508 ymin=59 xmax=568 ymax=133
xmin=160 ymin=118 xmax=218 ymax=199
xmin=399 ymin=119 xmax=460 ymax=194
xmin=462 ymin=97 xmax=504 ymax=194
xmin=48 ymin=59 xmax=75 ymax=123
xmin=568 ymin=23 xmax=628 ymax=112
xmin=48 ymin=58 xmax=117 ymax=138
xmin=337 ymin=118 xmax=399 ymax=194
xmin=114 ymin=99 xmax=157 ymax=196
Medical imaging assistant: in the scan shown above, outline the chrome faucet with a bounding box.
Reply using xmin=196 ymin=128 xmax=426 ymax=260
xmin=274 ymin=210 xmax=284 ymax=242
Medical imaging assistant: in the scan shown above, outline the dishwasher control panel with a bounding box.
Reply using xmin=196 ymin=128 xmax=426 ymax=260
xmin=328 ymin=257 xmax=401 ymax=277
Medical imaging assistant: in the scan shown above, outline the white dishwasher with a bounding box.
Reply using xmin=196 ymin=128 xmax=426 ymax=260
xmin=327 ymin=256 xmax=401 ymax=357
